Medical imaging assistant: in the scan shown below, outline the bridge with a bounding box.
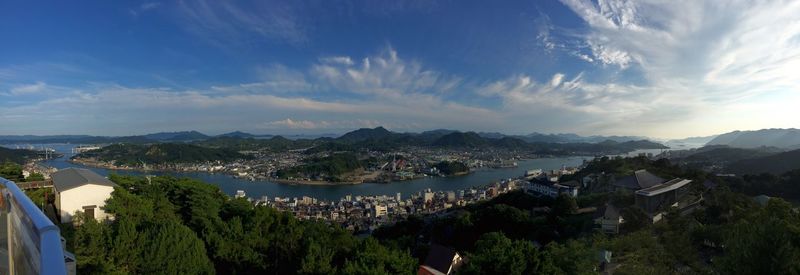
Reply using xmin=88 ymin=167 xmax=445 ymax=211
xmin=0 ymin=177 xmax=70 ymax=274
xmin=15 ymin=180 xmax=54 ymax=191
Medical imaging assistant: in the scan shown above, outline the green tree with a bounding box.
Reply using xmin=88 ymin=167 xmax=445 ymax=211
xmin=0 ymin=161 xmax=24 ymax=182
xmin=717 ymin=198 xmax=800 ymax=274
xmin=552 ymin=194 xmax=578 ymax=217
xmin=139 ymin=221 xmax=215 ymax=274
xmin=619 ymin=206 xmax=650 ymax=233
xmin=459 ymin=232 xmax=550 ymax=275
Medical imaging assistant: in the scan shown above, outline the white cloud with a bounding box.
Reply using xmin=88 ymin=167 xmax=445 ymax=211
xmin=310 ymin=47 xmax=462 ymax=97
xmin=550 ymin=73 xmax=565 ymax=87
xmin=8 ymin=82 xmax=47 ymax=95
xmin=130 ymin=2 xmax=162 ymax=17
xmin=319 ymin=56 xmax=354 ymax=66
xmin=528 ymin=0 xmax=800 ymax=137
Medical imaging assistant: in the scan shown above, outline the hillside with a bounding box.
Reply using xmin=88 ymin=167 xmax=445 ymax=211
xmin=74 ymin=143 xmax=248 ymax=166
xmin=336 ymin=127 xmax=393 ymax=142
xmin=0 ymin=147 xmax=36 ymax=164
xmin=432 ymin=132 xmax=491 ymax=147
xmin=707 ymin=128 xmax=800 ymax=149
xmin=727 ymin=149 xmax=800 ymax=175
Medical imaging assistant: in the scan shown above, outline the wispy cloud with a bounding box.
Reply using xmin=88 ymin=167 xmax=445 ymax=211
xmin=130 ymin=2 xmax=162 ymax=17
xmin=518 ymin=0 xmax=800 ymax=136
xmin=0 ymin=47 xmax=502 ymax=135
xmin=175 ymin=0 xmax=307 ymax=47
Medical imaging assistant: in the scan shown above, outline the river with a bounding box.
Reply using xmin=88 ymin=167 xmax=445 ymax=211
xmin=7 ymin=144 xmax=591 ymax=201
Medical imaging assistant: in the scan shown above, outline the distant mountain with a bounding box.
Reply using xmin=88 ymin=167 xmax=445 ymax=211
xmin=216 ymin=131 xmax=274 ymax=139
xmin=337 ymin=127 xmax=393 ymax=142
xmin=518 ymin=132 xmax=648 ymax=144
xmin=144 ymin=131 xmax=210 ymax=142
xmin=432 ymin=132 xmax=491 ymax=147
xmin=678 ymin=145 xmax=779 ymax=166
xmin=615 ymin=140 xmax=670 ymax=150
xmin=727 ymin=148 xmax=800 ymax=175
xmin=0 ymin=131 xmax=210 ymax=144
xmin=668 ymin=135 xmax=719 ymax=145
xmin=477 ymin=132 xmax=507 ymax=139
xmin=707 ymin=128 xmax=800 ymax=149
xmin=414 ymin=129 xmax=458 ymax=143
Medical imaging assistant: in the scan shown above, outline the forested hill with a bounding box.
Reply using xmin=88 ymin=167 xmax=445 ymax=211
xmin=73 ymin=143 xmax=248 ymax=166
xmin=726 ymin=148 xmax=800 ymax=175
xmin=0 ymin=146 xmax=36 ymax=164
xmin=707 ymin=128 xmax=800 ymax=149
xmin=65 ymin=175 xmax=418 ymax=274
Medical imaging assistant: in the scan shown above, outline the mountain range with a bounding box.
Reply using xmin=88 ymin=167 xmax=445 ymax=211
xmin=706 ymin=128 xmax=800 ymax=149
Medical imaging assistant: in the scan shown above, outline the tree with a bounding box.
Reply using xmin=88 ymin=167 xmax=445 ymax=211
xmin=717 ymin=198 xmax=800 ymax=274
xmin=139 ymin=221 xmax=214 ymax=274
xmin=619 ymin=206 xmax=650 ymax=233
xmin=459 ymin=232 xmax=551 ymax=275
xmin=552 ymin=194 xmax=578 ymax=217
xmin=0 ymin=161 xmax=24 ymax=182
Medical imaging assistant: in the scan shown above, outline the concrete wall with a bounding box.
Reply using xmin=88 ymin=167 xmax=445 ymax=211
xmin=57 ymin=184 xmax=114 ymax=223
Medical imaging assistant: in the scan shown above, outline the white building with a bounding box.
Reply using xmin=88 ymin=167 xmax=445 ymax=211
xmin=373 ymin=204 xmax=388 ymax=218
xmin=525 ymin=180 xmax=580 ymax=198
xmin=52 ymin=168 xmax=117 ymax=223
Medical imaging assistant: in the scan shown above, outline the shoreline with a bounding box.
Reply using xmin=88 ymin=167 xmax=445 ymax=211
xmin=64 ymin=156 xmax=590 ymax=186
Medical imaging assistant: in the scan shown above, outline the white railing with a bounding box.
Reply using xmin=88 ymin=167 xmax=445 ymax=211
xmin=0 ymin=177 xmax=67 ymax=275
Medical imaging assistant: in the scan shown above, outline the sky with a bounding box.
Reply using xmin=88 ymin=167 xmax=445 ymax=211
xmin=1 ymin=0 xmax=799 ymax=139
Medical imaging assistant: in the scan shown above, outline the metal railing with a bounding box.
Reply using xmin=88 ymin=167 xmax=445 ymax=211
xmin=0 ymin=177 xmax=67 ymax=275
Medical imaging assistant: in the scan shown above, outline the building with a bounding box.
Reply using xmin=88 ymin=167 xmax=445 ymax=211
xmin=235 ymin=190 xmax=247 ymax=199
xmin=526 ymin=179 xmax=579 ymax=198
xmin=418 ymin=244 xmax=463 ymax=275
xmin=634 ymin=178 xmax=692 ymax=222
xmin=612 ymin=169 xmax=665 ymax=191
xmin=594 ymin=204 xmax=624 ymax=234
xmin=423 ymin=191 xmax=434 ymax=203
xmin=52 ymin=168 xmax=117 ymax=223
xmin=373 ymin=204 xmax=388 ymax=218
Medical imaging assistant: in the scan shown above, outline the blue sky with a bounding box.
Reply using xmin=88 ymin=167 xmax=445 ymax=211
xmin=2 ymin=0 xmax=799 ymax=138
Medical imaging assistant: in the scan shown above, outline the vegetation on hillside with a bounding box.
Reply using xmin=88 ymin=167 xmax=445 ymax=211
xmin=74 ymin=143 xmax=248 ymax=167
xmin=0 ymin=146 xmax=36 ymax=165
xmin=275 ymin=153 xmax=370 ymax=182
xmin=65 ymin=175 xmax=417 ymax=274
xmin=434 ymin=161 xmax=470 ymax=176
xmin=55 ymin=155 xmax=800 ymax=274
xmin=375 ymin=157 xmax=800 ymax=274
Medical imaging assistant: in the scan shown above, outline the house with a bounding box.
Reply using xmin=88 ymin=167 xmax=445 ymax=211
xmin=52 ymin=168 xmax=117 ymax=223
xmin=594 ymin=204 xmax=624 ymax=234
xmin=612 ymin=169 xmax=665 ymax=191
xmin=418 ymin=244 xmax=463 ymax=275
xmin=525 ymin=179 xmax=580 ymax=198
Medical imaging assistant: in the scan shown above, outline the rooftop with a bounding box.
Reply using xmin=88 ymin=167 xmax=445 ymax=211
xmin=52 ymin=168 xmax=116 ymax=192
xmin=635 ymin=178 xmax=692 ymax=196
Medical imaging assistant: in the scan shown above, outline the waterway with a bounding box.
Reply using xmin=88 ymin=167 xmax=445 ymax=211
xmin=6 ymin=144 xmax=591 ymax=201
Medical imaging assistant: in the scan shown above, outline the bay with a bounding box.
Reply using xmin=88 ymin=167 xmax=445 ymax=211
xmin=8 ymin=144 xmax=590 ymax=201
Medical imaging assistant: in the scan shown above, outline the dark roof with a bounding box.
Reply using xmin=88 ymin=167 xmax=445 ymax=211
xmin=52 ymin=168 xmax=116 ymax=192
xmin=594 ymin=204 xmax=621 ymax=220
xmin=703 ymin=180 xmax=717 ymax=190
xmin=612 ymin=170 xmax=665 ymax=190
xmin=424 ymin=244 xmax=459 ymax=274
xmin=559 ymin=180 xmax=581 ymax=187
